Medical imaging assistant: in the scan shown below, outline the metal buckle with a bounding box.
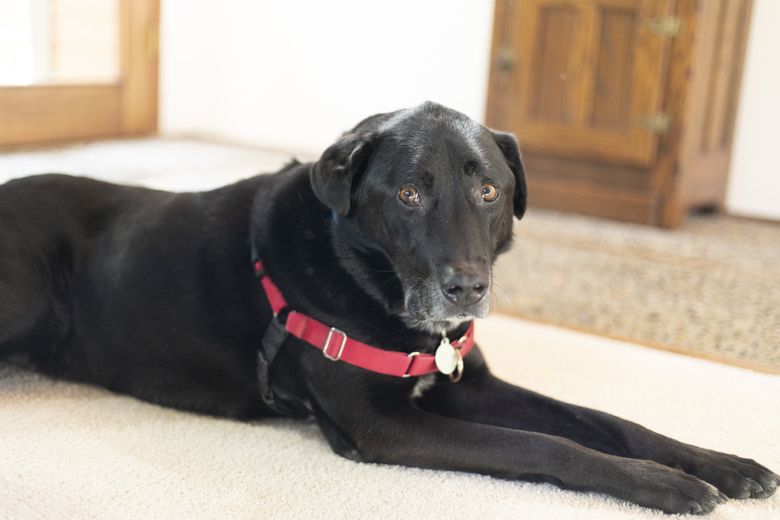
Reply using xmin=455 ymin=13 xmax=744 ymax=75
xmin=323 ymin=327 xmax=348 ymax=361
xmin=402 ymin=352 xmax=420 ymax=378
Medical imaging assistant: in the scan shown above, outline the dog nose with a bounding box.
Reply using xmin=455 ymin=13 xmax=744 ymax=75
xmin=441 ymin=268 xmax=489 ymax=306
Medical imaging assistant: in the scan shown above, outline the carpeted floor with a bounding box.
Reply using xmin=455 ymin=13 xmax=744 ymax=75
xmin=494 ymin=210 xmax=780 ymax=374
xmin=1 ymin=315 xmax=778 ymax=519
xmin=1 ymin=137 xmax=777 ymax=372
xmin=1 ymin=139 xmax=779 ymax=518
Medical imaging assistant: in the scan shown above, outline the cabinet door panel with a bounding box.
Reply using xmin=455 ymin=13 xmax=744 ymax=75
xmin=488 ymin=0 xmax=672 ymax=166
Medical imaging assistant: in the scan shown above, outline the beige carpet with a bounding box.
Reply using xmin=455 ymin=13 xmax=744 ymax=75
xmin=1 ymin=315 xmax=778 ymax=519
xmin=1 ymin=140 xmax=779 ymax=518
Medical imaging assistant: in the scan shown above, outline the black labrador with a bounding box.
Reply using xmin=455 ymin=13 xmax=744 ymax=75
xmin=0 ymin=102 xmax=776 ymax=514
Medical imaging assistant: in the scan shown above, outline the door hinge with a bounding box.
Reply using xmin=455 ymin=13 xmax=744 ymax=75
xmin=646 ymin=16 xmax=683 ymax=37
xmin=495 ymin=47 xmax=516 ymax=71
xmin=638 ymin=113 xmax=672 ymax=134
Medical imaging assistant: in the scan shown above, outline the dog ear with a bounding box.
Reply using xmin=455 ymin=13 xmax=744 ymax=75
xmin=310 ymin=132 xmax=375 ymax=216
xmin=490 ymin=130 xmax=528 ymax=219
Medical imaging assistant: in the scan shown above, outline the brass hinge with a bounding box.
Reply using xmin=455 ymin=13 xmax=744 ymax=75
xmin=638 ymin=113 xmax=672 ymax=134
xmin=646 ymin=16 xmax=683 ymax=37
xmin=495 ymin=47 xmax=516 ymax=71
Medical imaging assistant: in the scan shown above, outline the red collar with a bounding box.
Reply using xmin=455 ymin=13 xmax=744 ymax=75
xmin=254 ymin=261 xmax=475 ymax=379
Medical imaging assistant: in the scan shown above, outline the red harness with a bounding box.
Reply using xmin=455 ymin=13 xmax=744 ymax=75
xmin=254 ymin=261 xmax=475 ymax=378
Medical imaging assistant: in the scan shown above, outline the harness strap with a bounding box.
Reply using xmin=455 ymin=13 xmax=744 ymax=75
xmin=253 ymin=260 xmax=475 ymax=379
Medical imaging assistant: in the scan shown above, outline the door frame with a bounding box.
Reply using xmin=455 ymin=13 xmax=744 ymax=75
xmin=0 ymin=0 xmax=159 ymax=148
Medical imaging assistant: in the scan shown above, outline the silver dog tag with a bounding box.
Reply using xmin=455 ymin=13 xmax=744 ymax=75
xmin=435 ymin=337 xmax=458 ymax=375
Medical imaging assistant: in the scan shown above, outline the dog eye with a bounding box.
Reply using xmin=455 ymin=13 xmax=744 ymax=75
xmin=399 ymin=185 xmax=421 ymax=207
xmin=481 ymin=183 xmax=499 ymax=203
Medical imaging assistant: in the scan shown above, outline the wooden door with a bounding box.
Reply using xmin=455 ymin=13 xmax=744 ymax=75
xmin=487 ymin=0 xmax=674 ymax=166
xmin=0 ymin=0 xmax=158 ymax=148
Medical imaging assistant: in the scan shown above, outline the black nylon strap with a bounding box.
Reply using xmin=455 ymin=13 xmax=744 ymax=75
xmin=251 ymin=250 xmax=306 ymax=416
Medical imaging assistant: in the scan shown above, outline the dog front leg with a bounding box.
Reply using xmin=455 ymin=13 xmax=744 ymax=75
xmin=309 ymin=385 xmax=723 ymax=515
xmin=417 ymin=367 xmax=780 ymax=501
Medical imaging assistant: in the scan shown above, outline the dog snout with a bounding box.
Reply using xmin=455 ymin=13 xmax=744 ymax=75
xmin=440 ymin=265 xmax=489 ymax=307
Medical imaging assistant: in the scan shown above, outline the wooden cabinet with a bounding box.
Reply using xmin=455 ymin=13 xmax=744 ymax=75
xmin=487 ymin=0 xmax=753 ymax=227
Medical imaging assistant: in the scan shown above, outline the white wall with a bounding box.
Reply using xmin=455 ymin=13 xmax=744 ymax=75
xmin=726 ymin=0 xmax=780 ymax=220
xmin=161 ymin=1 xmax=779 ymax=221
xmin=159 ymin=0 xmax=495 ymax=156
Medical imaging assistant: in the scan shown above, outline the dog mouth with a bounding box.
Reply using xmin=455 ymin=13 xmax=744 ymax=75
xmin=400 ymin=283 xmax=491 ymax=334
xmin=401 ymin=315 xmax=473 ymax=335
xmin=401 ymin=313 xmax=484 ymax=336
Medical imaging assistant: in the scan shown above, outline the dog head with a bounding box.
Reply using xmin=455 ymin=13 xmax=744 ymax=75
xmin=310 ymin=102 xmax=526 ymax=334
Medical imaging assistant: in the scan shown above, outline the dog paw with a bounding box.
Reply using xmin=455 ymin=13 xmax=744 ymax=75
xmin=683 ymin=449 xmax=780 ymax=500
xmin=626 ymin=460 xmax=725 ymax=515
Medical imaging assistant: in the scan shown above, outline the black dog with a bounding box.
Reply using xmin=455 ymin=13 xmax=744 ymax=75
xmin=0 ymin=102 xmax=776 ymax=514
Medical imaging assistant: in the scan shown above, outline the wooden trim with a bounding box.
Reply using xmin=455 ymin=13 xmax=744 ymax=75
xmin=528 ymin=178 xmax=658 ymax=224
xmin=658 ymin=0 xmax=754 ymax=226
xmin=523 ymin=152 xmax=651 ymax=190
xmin=0 ymin=0 xmax=159 ymax=148
xmin=0 ymin=85 xmax=121 ymax=145
xmin=486 ymin=0 xmax=513 ymax=129
xmin=654 ymin=0 xmax=699 ymax=228
xmin=119 ymin=0 xmax=159 ymax=134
